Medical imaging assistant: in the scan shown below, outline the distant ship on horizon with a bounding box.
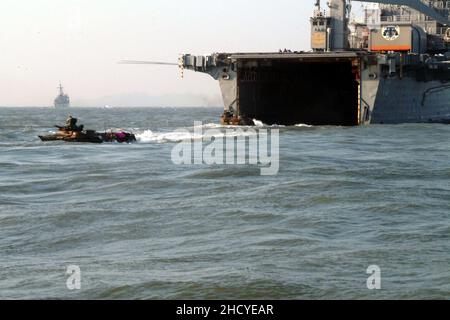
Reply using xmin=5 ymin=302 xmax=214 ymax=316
xmin=54 ymin=83 xmax=70 ymax=108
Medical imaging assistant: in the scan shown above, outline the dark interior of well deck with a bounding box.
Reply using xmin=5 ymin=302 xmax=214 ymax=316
xmin=237 ymin=60 xmax=359 ymax=126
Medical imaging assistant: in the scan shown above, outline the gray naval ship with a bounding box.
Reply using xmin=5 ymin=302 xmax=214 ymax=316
xmin=54 ymin=83 xmax=70 ymax=108
xmin=126 ymin=0 xmax=450 ymax=125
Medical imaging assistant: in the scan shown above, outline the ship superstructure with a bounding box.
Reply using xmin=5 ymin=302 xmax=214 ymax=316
xmin=54 ymin=83 xmax=70 ymax=108
xmin=378 ymin=1 xmax=450 ymax=51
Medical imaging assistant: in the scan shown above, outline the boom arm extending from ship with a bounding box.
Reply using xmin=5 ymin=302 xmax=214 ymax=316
xmin=119 ymin=60 xmax=178 ymax=66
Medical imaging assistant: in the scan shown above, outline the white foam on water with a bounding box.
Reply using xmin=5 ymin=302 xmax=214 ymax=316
xmin=136 ymin=127 xmax=258 ymax=144
xmin=136 ymin=130 xmax=196 ymax=143
xmin=198 ymin=123 xmax=223 ymax=129
xmin=295 ymin=123 xmax=314 ymax=128
xmin=253 ymin=119 xmax=286 ymax=128
xmin=253 ymin=119 xmax=265 ymax=127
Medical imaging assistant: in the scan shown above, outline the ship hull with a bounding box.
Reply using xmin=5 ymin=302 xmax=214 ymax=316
xmin=371 ymin=77 xmax=450 ymax=124
xmin=54 ymin=103 xmax=70 ymax=108
xmin=183 ymin=52 xmax=450 ymax=126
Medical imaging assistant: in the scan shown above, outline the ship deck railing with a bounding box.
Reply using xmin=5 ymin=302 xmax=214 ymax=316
xmin=379 ymin=15 xmax=439 ymax=23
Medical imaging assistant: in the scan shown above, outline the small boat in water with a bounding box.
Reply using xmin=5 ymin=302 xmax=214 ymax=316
xmin=220 ymin=111 xmax=255 ymax=126
xmin=38 ymin=116 xmax=136 ymax=144
xmin=39 ymin=128 xmax=103 ymax=143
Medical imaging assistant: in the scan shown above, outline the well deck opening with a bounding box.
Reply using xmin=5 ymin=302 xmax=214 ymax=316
xmin=237 ymin=59 xmax=359 ymax=126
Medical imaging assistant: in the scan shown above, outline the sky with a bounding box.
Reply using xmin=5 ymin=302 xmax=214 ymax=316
xmin=0 ymin=0 xmax=367 ymax=107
